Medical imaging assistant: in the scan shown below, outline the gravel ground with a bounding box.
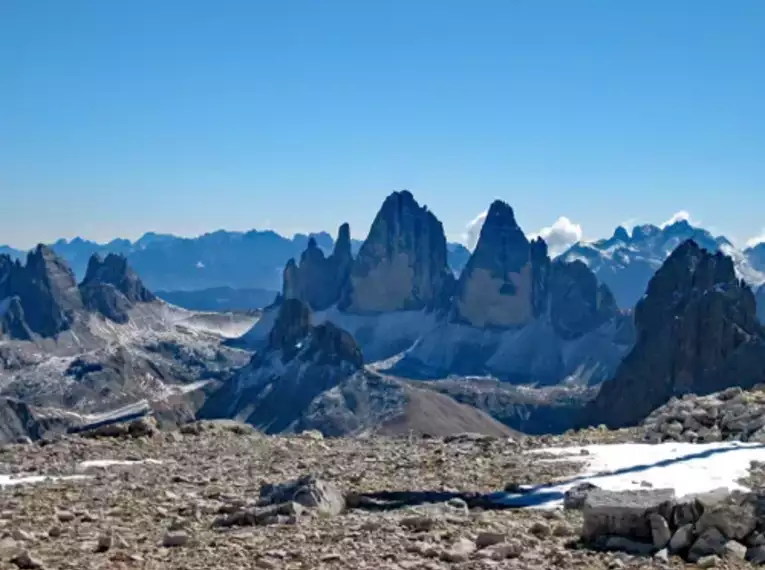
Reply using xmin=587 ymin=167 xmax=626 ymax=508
xmin=0 ymin=423 xmax=759 ymax=570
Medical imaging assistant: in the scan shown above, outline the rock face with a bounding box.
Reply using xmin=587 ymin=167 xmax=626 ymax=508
xmin=0 ymin=246 xmax=82 ymax=337
xmin=244 ymin=194 xmax=631 ymax=391
xmin=340 ymin=191 xmax=455 ymax=313
xmin=282 ymin=224 xmax=353 ymax=311
xmin=79 ymin=253 xmax=156 ymax=323
xmin=756 ymin=285 xmax=765 ymax=324
xmin=1 ymin=248 xmax=159 ymax=336
xmin=587 ymin=240 xmax=765 ymax=428
xmin=202 ymin=299 xmax=513 ymax=438
xmin=454 ymin=200 xmax=618 ymax=336
xmin=0 ymin=248 xmax=256 ymax=437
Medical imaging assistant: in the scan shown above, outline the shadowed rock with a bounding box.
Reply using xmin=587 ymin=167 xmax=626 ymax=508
xmin=79 ymin=253 xmax=156 ymax=323
xmin=282 ymin=224 xmax=353 ymax=311
xmin=587 ymin=240 xmax=765 ymax=428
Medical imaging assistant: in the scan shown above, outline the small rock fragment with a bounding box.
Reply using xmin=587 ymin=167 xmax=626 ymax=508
xmin=162 ymin=530 xmax=189 ymax=548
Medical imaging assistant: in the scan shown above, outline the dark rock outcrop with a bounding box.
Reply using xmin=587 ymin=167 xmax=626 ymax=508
xmin=587 ymin=240 xmax=765 ymax=428
xmin=78 ymin=253 xmax=156 ymax=323
xmin=282 ymin=224 xmax=353 ymax=311
xmin=339 ymin=191 xmax=455 ymax=313
xmin=201 ymin=299 xmax=364 ymax=433
xmin=0 ymin=398 xmax=73 ymax=443
xmin=453 ymin=200 xmax=619 ymax=336
xmin=0 ymin=246 xmax=81 ymax=337
xmin=756 ymin=285 xmax=765 ymax=324
xmin=202 ymin=299 xmax=512 ymax=437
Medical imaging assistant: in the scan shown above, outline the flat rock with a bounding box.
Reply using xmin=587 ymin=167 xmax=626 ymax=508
xmin=582 ymin=488 xmax=675 ymax=541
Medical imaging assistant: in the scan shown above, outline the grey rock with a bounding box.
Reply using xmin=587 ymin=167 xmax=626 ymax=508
xmin=649 ymin=513 xmax=672 ymax=548
xmin=475 ymin=532 xmax=505 ymax=548
xmin=260 ymin=475 xmax=345 ymax=516
xmin=564 ymin=482 xmax=600 ymax=510
xmin=581 ymin=488 xmax=675 ymax=542
xmin=688 ymin=528 xmax=727 ymax=562
xmin=10 ymin=550 xmax=45 ymax=570
xmin=601 ymin=536 xmax=655 ymax=556
xmin=440 ymin=537 xmax=475 ymax=562
xmin=669 ymin=524 xmax=695 ymax=553
xmin=161 ymin=530 xmax=189 ymax=547
xmin=696 ymin=554 xmax=720 ymax=568
xmin=747 ymin=545 xmax=765 ymax=564
xmin=723 ymin=540 xmax=747 ymax=560
xmin=695 ymin=496 xmax=756 ymax=541
xmin=654 ymin=548 xmax=669 ymax=563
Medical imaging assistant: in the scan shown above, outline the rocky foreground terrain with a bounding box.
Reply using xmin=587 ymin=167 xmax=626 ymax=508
xmin=1 ymin=420 xmax=765 ymax=570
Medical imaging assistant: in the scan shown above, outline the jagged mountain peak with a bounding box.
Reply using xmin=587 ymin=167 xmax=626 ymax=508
xmin=561 ymin=219 xmax=763 ymax=308
xmin=82 ymin=253 xmax=155 ymax=303
xmin=587 ymin=239 xmax=765 ymax=428
xmin=340 ymin=190 xmax=454 ymax=313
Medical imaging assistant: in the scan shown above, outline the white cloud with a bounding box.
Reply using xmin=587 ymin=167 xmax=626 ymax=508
xmin=660 ymin=210 xmax=694 ymax=228
xmin=531 ymin=216 xmax=583 ymax=257
xmin=463 ymin=211 xmax=487 ymax=251
xmin=746 ymin=230 xmax=765 ymax=249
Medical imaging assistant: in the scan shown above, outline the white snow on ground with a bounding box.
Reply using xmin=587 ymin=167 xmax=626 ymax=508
xmin=490 ymin=441 xmax=765 ymax=509
xmin=78 ymin=459 xmax=162 ymax=470
xmin=0 ymin=474 xmax=88 ymax=487
xmin=0 ymin=458 xmax=163 ymax=486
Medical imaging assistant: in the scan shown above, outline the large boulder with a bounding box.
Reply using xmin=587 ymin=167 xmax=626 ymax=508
xmin=339 ymin=191 xmax=455 ymax=313
xmin=587 ymin=240 xmax=765 ymax=428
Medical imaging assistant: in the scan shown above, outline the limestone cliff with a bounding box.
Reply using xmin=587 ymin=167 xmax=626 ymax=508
xmin=453 ymin=200 xmax=618 ymax=336
xmin=339 ymin=191 xmax=454 ymax=313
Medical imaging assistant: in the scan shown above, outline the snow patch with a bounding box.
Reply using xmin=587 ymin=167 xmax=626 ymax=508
xmin=491 ymin=441 xmax=765 ymax=509
xmin=78 ymin=459 xmax=163 ymax=470
xmin=0 ymin=474 xmax=88 ymax=487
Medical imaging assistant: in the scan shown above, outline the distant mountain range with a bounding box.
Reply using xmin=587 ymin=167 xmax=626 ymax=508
xmin=1 ymin=232 xmax=472 ymax=310
xmin=1 ymin=220 xmax=762 ymax=313
xmin=560 ymin=220 xmax=765 ymax=308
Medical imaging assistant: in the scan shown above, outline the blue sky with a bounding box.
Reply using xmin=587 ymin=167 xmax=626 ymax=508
xmin=2 ymin=0 xmax=764 ymax=249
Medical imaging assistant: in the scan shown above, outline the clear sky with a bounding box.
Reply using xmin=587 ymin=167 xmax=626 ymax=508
xmin=2 ymin=0 xmax=764 ymax=249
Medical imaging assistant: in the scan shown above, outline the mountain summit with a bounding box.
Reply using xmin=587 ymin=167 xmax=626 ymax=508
xmin=586 ymin=239 xmax=765 ymax=428
xmin=560 ymin=220 xmax=765 ymax=308
xmin=339 ymin=191 xmax=455 ymax=313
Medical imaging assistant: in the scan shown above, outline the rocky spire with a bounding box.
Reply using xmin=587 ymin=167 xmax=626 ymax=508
xmin=79 ymin=253 xmax=155 ymax=323
xmin=81 ymin=253 xmax=155 ymax=303
xmin=281 ymin=224 xmax=353 ymax=311
xmin=453 ymin=200 xmax=538 ymax=327
xmin=4 ymin=245 xmax=81 ymax=337
xmin=586 ymin=240 xmax=765 ymax=428
xmin=453 ymin=200 xmax=619 ymax=335
xmin=340 ymin=190 xmax=454 ymax=313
